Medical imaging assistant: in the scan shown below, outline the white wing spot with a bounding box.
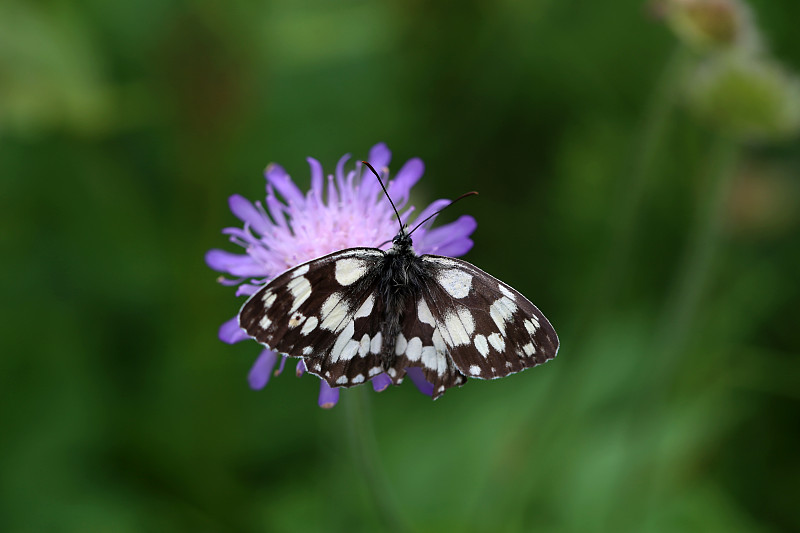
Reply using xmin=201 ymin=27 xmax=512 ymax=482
xmin=489 ymin=296 xmax=517 ymax=334
xmin=444 ymin=312 xmax=470 ymax=346
xmin=474 ymin=334 xmax=489 ymax=357
xmin=432 ymin=329 xmax=447 ymax=352
xmin=524 ymin=318 xmax=538 ymax=335
xmin=335 ymin=258 xmax=368 ymax=286
xmin=406 ymin=337 xmax=423 ymax=361
xmin=330 ymin=320 xmax=355 ymax=362
xmin=302 ymin=346 xmax=313 ymax=355
xmin=320 ymin=293 xmax=348 ymax=331
xmin=394 ymin=333 xmax=408 ymax=356
xmin=354 ymin=294 xmax=374 ymax=319
xmin=336 ymin=375 xmax=348 ymax=385
xmin=422 ymin=346 xmax=447 ymax=375
xmin=370 ymin=332 xmax=382 ymax=354
xmin=261 ymin=290 xmax=276 ymax=307
xmin=341 ymin=339 xmax=360 ymax=361
xmin=368 ymin=366 xmax=383 ymax=377
xmin=488 ymin=332 xmax=506 ymax=352
xmin=522 ymin=342 xmax=536 ymax=356
xmin=457 ymin=307 xmax=475 ymax=335
xmin=259 ymin=315 xmax=272 ymax=330
xmin=358 ymin=333 xmax=371 ymax=357
xmin=499 ymin=283 xmax=515 ymax=301
xmin=469 ymin=364 xmax=481 ymax=376
xmin=291 ymin=264 xmax=309 ymax=278
xmin=418 ymin=299 xmax=435 ymax=327
xmin=300 ymin=316 xmax=318 ymax=335
xmin=287 ymin=276 xmax=312 ymax=313
xmin=421 ymin=346 xmax=437 ymax=367
xmin=351 ymin=374 xmax=365 ymax=384
xmin=437 ymin=268 xmax=473 ymax=299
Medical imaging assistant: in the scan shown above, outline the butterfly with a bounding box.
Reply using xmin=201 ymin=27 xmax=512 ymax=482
xmin=239 ymin=162 xmax=559 ymax=399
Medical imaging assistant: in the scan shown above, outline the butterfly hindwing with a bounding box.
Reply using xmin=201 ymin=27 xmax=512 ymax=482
xmin=389 ymin=292 xmax=468 ymax=398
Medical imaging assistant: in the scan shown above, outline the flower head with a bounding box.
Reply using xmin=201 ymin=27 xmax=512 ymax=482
xmin=206 ymin=143 xmax=477 ymax=407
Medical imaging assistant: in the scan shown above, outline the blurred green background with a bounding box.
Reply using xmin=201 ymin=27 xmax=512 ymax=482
xmin=2 ymin=0 xmax=799 ymax=531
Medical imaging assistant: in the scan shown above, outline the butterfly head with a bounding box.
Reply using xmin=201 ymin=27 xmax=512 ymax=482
xmin=390 ymin=228 xmax=413 ymax=252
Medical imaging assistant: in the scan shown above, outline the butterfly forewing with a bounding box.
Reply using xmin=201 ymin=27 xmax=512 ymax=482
xmin=417 ymin=255 xmax=559 ymax=382
xmin=239 ymin=248 xmax=393 ymax=387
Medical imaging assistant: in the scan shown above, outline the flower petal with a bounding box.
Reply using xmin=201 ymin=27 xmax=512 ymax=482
xmin=205 ymin=249 xmax=267 ymax=277
xmin=274 ymin=355 xmax=287 ymax=376
xmin=235 ymin=283 xmax=262 ymax=297
xmin=406 ymin=367 xmax=434 ymax=397
xmin=264 ymin=163 xmax=304 ymax=207
xmin=228 ymin=195 xmax=271 ymax=235
xmin=388 ymin=157 xmax=424 ymax=204
xmin=372 ymin=373 xmax=393 ymax=392
xmin=318 ymin=380 xmax=340 ymax=408
xmin=368 ymin=142 xmax=391 ymax=170
xmin=307 ymin=157 xmax=324 ymax=206
xmin=219 ymin=316 xmax=249 ymax=344
xmin=248 ymin=349 xmax=278 ymax=389
xmin=417 ymin=215 xmax=477 ymax=256
xmin=410 ymin=199 xmax=451 ymax=232
xmin=296 ymin=359 xmax=306 ymax=377
xmin=359 ymin=143 xmax=392 ymax=203
xmin=430 ymin=236 xmax=474 ymax=257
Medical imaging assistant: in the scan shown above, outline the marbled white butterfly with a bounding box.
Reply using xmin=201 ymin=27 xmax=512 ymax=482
xmin=239 ymin=162 xmax=559 ymax=399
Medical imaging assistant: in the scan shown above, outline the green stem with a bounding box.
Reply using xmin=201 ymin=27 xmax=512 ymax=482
xmin=640 ymin=133 xmax=739 ymax=532
xmin=655 ymin=133 xmax=738 ymax=360
xmin=344 ymin=388 xmax=410 ymax=533
xmin=575 ymin=45 xmax=692 ymax=340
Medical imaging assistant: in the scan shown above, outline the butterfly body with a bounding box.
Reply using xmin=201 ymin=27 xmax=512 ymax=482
xmin=239 ymin=227 xmax=559 ymax=399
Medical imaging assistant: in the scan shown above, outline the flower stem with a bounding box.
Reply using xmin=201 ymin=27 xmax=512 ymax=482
xmin=344 ymin=388 xmax=411 ymax=533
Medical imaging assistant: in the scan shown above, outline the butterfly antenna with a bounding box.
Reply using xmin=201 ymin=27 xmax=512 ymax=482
xmin=361 ymin=160 xmax=404 ymax=235
xmin=407 ymin=191 xmax=478 ymax=237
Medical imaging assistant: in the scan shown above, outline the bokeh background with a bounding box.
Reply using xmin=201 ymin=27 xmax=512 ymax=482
xmin=2 ymin=0 xmax=799 ymax=531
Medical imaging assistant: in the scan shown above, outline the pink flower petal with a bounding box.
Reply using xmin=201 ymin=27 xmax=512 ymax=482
xmin=264 ymin=163 xmax=304 ymax=207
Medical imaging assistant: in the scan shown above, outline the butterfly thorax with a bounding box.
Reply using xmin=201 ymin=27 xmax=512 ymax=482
xmin=377 ymin=231 xmax=429 ymax=364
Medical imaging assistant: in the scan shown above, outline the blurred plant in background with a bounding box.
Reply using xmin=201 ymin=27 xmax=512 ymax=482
xmin=1 ymin=0 xmax=799 ymax=532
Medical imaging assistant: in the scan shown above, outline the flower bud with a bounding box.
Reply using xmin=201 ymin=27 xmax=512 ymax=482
xmin=659 ymin=0 xmax=757 ymax=52
xmin=686 ymin=54 xmax=800 ymax=140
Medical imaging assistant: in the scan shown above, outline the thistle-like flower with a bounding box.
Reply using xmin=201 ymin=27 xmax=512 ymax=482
xmin=206 ymin=143 xmax=477 ymax=407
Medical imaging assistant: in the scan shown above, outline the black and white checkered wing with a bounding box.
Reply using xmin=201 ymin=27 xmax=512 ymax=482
xmin=239 ymin=248 xmax=389 ymax=388
xmin=393 ymin=255 xmax=559 ymax=398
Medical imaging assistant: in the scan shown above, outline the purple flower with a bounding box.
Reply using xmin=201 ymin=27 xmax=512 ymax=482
xmin=206 ymin=143 xmax=477 ymax=407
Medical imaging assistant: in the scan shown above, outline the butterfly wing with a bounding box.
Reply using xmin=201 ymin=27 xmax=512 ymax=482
xmin=389 ymin=255 xmax=559 ymax=398
xmin=239 ymin=248 xmax=391 ymax=388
